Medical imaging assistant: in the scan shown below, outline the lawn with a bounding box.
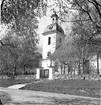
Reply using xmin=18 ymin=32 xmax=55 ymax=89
xmin=0 ymin=78 xmax=36 ymax=87
xmin=21 ymin=79 xmax=101 ymax=98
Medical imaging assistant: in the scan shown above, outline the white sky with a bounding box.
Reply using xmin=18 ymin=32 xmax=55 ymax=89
xmin=0 ymin=24 xmax=10 ymax=40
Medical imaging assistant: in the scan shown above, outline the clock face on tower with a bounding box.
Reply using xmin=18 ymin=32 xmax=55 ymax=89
xmin=49 ymin=26 xmax=53 ymax=30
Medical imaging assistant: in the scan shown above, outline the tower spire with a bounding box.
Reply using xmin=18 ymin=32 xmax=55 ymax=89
xmin=51 ymin=10 xmax=59 ymax=24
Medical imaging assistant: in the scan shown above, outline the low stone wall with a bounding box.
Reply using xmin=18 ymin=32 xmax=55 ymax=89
xmin=0 ymin=75 xmax=10 ymax=79
xmin=15 ymin=75 xmax=36 ymax=80
xmin=53 ymin=74 xmax=101 ymax=80
xmin=0 ymin=75 xmax=36 ymax=80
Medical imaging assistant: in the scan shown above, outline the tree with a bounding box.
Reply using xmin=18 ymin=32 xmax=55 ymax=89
xmin=1 ymin=0 xmax=42 ymax=76
xmin=0 ymin=35 xmax=20 ymax=77
xmin=1 ymin=0 xmax=40 ymax=48
xmin=19 ymin=39 xmax=42 ymax=74
xmin=68 ymin=0 xmax=101 ymax=74
xmin=0 ymin=32 xmax=42 ymax=76
xmin=68 ymin=0 xmax=101 ymax=37
xmin=42 ymin=0 xmax=101 ymax=75
xmin=51 ymin=0 xmax=101 ymax=74
xmin=1 ymin=0 xmax=40 ymax=24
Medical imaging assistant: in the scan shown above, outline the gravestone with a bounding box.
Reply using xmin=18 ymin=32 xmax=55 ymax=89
xmin=0 ymin=99 xmax=3 ymax=105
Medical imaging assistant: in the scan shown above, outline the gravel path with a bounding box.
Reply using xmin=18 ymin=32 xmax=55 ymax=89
xmin=7 ymin=80 xmax=42 ymax=89
xmin=7 ymin=84 xmax=27 ymax=89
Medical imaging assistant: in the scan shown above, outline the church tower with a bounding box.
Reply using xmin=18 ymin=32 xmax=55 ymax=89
xmin=36 ymin=12 xmax=65 ymax=80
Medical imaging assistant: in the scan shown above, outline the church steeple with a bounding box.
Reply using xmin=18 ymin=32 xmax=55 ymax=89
xmin=43 ymin=11 xmax=64 ymax=35
xmin=36 ymin=9 xmax=65 ymax=80
xmin=51 ymin=11 xmax=59 ymax=24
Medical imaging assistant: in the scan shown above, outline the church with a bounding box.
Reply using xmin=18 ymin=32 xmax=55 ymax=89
xmin=36 ymin=12 xmax=101 ymax=80
xmin=36 ymin=12 xmax=65 ymax=80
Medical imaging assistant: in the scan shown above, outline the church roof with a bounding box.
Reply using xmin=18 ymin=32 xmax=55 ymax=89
xmin=48 ymin=42 xmax=79 ymax=62
xmin=51 ymin=13 xmax=59 ymax=19
xmin=43 ymin=23 xmax=64 ymax=35
xmin=48 ymin=40 xmax=100 ymax=63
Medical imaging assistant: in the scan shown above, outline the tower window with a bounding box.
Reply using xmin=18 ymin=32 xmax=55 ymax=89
xmin=47 ymin=51 xmax=51 ymax=56
xmin=48 ymin=37 xmax=51 ymax=45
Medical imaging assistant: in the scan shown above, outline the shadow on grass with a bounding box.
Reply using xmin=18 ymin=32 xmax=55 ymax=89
xmin=0 ymin=91 xmax=12 ymax=105
xmin=52 ymin=97 xmax=100 ymax=105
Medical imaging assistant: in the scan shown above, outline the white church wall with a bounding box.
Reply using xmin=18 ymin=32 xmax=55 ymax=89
xmin=36 ymin=68 xmax=40 ymax=79
xmin=42 ymin=33 xmax=56 ymax=59
xmin=42 ymin=59 xmax=51 ymax=69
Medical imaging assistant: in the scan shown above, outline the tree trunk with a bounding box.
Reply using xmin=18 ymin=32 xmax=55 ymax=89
xmin=24 ymin=65 xmax=26 ymax=74
xmin=97 ymin=54 xmax=99 ymax=74
xmin=0 ymin=99 xmax=3 ymax=105
xmin=68 ymin=64 xmax=71 ymax=74
xmin=61 ymin=64 xmax=62 ymax=74
xmin=74 ymin=62 xmax=77 ymax=75
xmin=14 ymin=66 xmax=17 ymax=76
xmin=83 ymin=60 xmax=89 ymax=74
xmin=12 ymin=66 xmax=17 ymax=78
xmin=78 ymin=60 xmax=81 ymax=75
xmin=64 ymin=65 xmax=65 ymax=74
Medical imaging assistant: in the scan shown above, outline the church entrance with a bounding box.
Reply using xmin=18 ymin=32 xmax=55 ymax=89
xmin=40 ymin=69 xmax=49 ymax=78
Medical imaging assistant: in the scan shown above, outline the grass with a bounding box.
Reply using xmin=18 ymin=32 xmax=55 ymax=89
xmin=0 ymin=78 xmax=36 ymax=87
xmin=0 ymin=91 xmax=12 ymax=104
xmin=21 ymin=79 xmax=101 ymax=98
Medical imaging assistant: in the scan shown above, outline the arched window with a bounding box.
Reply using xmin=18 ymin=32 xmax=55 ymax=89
xmin=48 ymin=37 xmax=51 ymax=45
xmin=47 ymin=51 xmax=51 ymax=56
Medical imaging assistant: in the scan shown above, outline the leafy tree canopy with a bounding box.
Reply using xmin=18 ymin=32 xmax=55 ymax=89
xmin=1 ymin=0 xmax=40 ymax=42
xmin=1 ymin=0 xmax=40 ymax=24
